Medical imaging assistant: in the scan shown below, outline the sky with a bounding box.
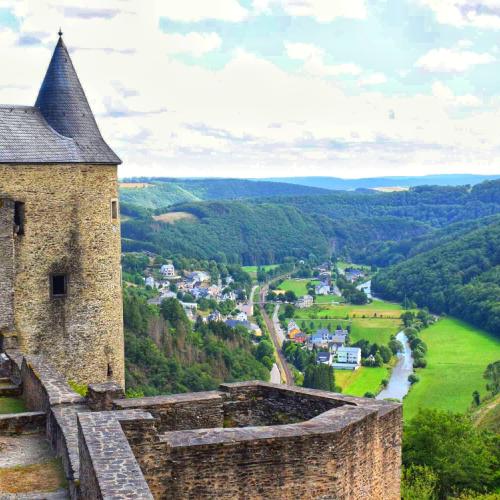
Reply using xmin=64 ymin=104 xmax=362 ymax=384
xmin=1 ymin=1 xmax=500 ymax=179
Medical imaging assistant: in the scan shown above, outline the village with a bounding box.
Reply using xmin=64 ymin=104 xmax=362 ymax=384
xmin=141 ymin=261 xmax=263 ymax=338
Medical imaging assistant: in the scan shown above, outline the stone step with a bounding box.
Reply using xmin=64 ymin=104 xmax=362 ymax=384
xmin=0 ymin=377 xmax=12 ymax=384
xmin=0 ymin=384 xmax=21 ymax=397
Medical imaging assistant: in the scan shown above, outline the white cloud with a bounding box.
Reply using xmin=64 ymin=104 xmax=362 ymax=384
xmin=432 ymin=81 xmax=482 ymax=107
xmin=163 ymin=32 xmax=222 ymax=57
xmin=285 ymin=42 xmax=362 ymax=76
xmin=253 ymin=0 xmax=367 ymax=22
xmin=1 ymin=0 xmax=500 ymax=178
xmin=415 ymin=48 xmax=495 ymax=73
xmin=359 ymin=73 xmax=387 ymax=86
xmin=418 ymin=0 xmax=500 ymax=29
xmin=155 ymin=0 xmax=248 ymax=22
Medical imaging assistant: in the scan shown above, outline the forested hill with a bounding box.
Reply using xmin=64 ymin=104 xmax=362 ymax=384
xmin=120 ymin=178 xmax=331 ymax=210
xmin=121 ymin=180 xmax=500 ymax=265
xmin=264 ymin=174 xmax=500 ymax=190
xmin=372 ymin=217 xmax=500 ymax=337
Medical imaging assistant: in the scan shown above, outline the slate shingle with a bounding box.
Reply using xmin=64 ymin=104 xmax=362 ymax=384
xmin=0 ymin=36 xmax=120 ymax=165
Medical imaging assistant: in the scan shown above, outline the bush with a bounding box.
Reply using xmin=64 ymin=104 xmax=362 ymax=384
xmin=409 ymin=374 xmax=420 ymax=385
xmin=364 ymin=392 xmax=375 ymax=398
xmin=414 ymin=357 xmax=427 ymax=368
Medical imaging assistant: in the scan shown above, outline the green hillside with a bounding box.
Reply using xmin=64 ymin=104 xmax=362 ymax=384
xmin=373 ymin=218 xmax=500 ymax=337
xmin=403 ymin=318 xmax=500 ymax=421
xmin=120 ymin=178 xmax=331 ymax=210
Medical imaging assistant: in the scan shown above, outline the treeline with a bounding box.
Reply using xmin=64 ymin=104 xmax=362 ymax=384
xmin=124 ymin=289 xmax=269 ymax=395
xmin=121 ymin=180 xmax=500 ymax=265
xmin=373 ymin=220 xmax=500 ymax=337
xmin=120 ymin=178 xmax=330 ymax=210
xmin=122 ymin=200 xmax=329 ymax=265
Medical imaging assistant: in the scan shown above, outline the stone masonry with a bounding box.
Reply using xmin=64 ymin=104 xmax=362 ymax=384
xmin=1 ymin=351 xmax=401 ymax=499
xmin=0 ymin=164 xmax=124 ymax=386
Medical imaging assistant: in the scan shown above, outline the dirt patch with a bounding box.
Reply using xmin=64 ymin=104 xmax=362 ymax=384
xmin=0 ymin=459 xmax=66 ymax=494
xmin=153 ymin=211 xmax=198 ymax=224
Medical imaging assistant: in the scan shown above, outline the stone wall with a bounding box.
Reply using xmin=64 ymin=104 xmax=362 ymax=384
xmin=0 ymin=197 xmax=15 ymax=334
xmin=114 ymin=391 xmax=224 ymax=432
xmin=0 ymin=164 xmax=124 ymax=386
xmin=116 ymin=383 xmax=402 ymax=500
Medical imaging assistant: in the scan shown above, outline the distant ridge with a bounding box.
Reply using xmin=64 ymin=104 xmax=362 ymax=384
xmin=262 ymin=174 xmax=500 ymax=191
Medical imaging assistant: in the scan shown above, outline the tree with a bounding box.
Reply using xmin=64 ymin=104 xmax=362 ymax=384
xmin=284 ymin=290 xmax=297 ymax=303
xmin=408 ymin=374 xmax=419 ymax=385
xmin=379 ymin=345 xmax=392 ymax=363
xmin=255 ymin=340 xmax=274 ymax=362
xmin=484 ymin=361 xmax=500 ymax=396
xmin=303 ymin=364 xmax=335 ymax=391
xmin=401 ymin=465 xmax=438 ymax=500
xmin=284 ymin=304 xmax=296 ymax=318
xmin=472 ymin=390 xmax=481 ymax=407
xmin=403 ymin=409 xmax=500 ymax=498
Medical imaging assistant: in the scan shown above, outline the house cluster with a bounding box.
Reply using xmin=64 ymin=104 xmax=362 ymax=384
xmin=202 ymin=310 xmax=262 ymax=337
xmin=344 ymin=267 xmax=366 ymax=283
xmin=146 ymin=267 xmax=240 ymax=318
xmin=286 ymin=321 xmax=361 ymax=370
xmin=296 ymin=295 xmax=314 ymax=309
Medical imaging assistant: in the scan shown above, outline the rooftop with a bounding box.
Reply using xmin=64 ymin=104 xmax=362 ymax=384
xmin=0 ymin=34 xmax=120 ymax=165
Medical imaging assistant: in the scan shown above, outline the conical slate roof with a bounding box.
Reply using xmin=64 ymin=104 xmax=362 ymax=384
xmin=0 ymin=34 xmax=121 ymax=164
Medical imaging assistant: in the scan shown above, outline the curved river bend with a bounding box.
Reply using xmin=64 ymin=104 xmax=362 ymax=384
xmin=376 ymin=330 xmax=414 ymax=401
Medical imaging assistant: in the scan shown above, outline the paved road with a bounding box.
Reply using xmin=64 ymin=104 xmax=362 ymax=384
xmin=270 ymin=363 xmax=281 ymax=384
xmin=259 ymin=285 xmax=294 ymax=385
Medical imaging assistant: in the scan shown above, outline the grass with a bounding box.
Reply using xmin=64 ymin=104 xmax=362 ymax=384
xmin=293 ymin=300 xmax=405 ymax=320
xmin=403 ymin=318 xmax=500 ymax=422
xmin=336 ymin=261 xmax=370 ymax=272
xmin=242 ymin=264 xmax=279 ymax=273
xmin=349 ymin=318 xmax=402 ymax=345
xmin=0 ymin=459 xmax=66 ymax=494
xmin=336 ymin=366 xmax=390 ymax=397
xmin=292 ymin=317 xmax=401 ymax=345
xmin=0 ymin=397 xmax=27 ymax=414
xmin=277 ymin=279 xmax=310 ymax=296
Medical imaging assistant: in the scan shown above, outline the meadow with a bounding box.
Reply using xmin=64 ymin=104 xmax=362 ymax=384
xmin=242 ymin=264 xmax=279 ymax=274
xmin=403 ymin=317 xmax=500 ymax=421
xmin=336 ymin=367 xmax=390 ymax=397
xmin=293 ymin=300 xmax=405 ymax=320
xmin=277 ymin=279 xmax=310 ymax=296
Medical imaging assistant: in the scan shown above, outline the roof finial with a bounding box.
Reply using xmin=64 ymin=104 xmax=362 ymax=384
xmin=58 ymin=28 xmax=63 ymax=38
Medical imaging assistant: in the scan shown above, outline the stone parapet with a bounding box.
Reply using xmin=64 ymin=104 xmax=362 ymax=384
xmin=77 ymin=410 xmax=155 ymax=500
xmin=21 ymin=355 xmax=85 ymax=412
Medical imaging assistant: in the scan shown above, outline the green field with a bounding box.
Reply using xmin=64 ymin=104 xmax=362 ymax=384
xmin=242 ymin=264 xmax=279 ymax=274
xmin=403 ymin=318 xmax=500 ymax=421
xmin=336 ymin=366 xmax=390 ymax=396
xmin=294 ymin=300 xmax=404 ymax=320
xmin=349 ymin=318 xmax=401 ymax=345
xmin=278 ymin=279 xmax=310 ymax=296
xmin=336 ymin=261 xmax=370 ymax=273
xmin=292 ymin=317 xmax=401 ymax=345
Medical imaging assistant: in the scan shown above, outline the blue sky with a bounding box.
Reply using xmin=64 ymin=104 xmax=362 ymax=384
xmin=1 ymin=0 xmax=500 ymax=178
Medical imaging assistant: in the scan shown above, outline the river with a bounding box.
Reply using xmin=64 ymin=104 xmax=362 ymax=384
xmin=376 ymin=330 xmax=414 ymax=401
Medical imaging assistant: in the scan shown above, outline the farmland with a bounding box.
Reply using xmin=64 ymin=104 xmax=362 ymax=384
xmin=403 ymin=318 xmax=500 ymax=421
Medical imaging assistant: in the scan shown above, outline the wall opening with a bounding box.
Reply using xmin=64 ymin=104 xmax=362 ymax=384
xmin=14 ymin=201 xmax=25 ymax=235
xmin=51 ymin=274 xmax=68 ymax=297
xmin=111 ymin=199 xmax=118 ymax=221
xmin=107 ymin=363 xmax=113 ymax=378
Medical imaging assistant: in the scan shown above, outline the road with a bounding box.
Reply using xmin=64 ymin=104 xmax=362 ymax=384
xmin=259 ymin=284 xmax=294 ymax=385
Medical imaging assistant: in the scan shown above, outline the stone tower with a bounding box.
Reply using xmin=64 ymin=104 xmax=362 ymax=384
xmin=0 ymin=34 xmax=124 ymax=386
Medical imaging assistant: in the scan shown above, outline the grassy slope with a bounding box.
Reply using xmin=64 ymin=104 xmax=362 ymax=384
xmin=403 ymin=318 xmax=500 ymax=421
xmin=473 ymin=394 xmax=500 ymax=433
xmin=336 ymin=367 xmax=390 ymax=396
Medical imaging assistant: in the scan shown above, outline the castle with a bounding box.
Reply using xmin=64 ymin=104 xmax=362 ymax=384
xmin=0 ymin=35 xmax=402 ymax=499
xmin=0 ymin=33 xmax=124 ymax=386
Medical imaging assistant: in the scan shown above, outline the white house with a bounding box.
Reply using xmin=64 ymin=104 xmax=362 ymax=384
xmin=315 ymin=284 xmax=330 ymax=296
xmin=145 ymin=277 xmax=156 ymax=288
xmin=235 ymin=311 xmax=248 ymax=322
xmin=332 ymin=347 xmax=362 ymax=370
xmin=296 ymin=295 xmax=313 ymax=309
xmin=160 ymin=264 xmax=175 ymax=277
